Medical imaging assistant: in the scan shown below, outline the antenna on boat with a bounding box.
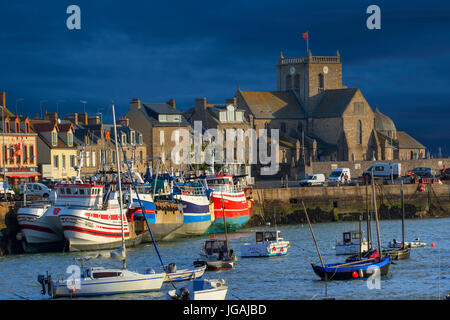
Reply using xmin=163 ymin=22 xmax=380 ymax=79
xmin=112 ymin=102 xmax=127 ymax=270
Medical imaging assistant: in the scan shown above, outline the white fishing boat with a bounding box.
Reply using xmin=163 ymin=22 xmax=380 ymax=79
xmin=334 ymin=231 xmax=370 ymax=255
xmin=240 ymin=230 xmax=290 ymax=258
xmin=388 ymin=238 xmax=426 ymax=248
xmin=195 ymin=238 xmax=237 ymax=270
xmin=167 ymin=278 xmax=228 ymax=300
xmin=163 ymin=263 xmax=206 ymax=283
xmin=37 ymin=103 xmax=166 ymax=298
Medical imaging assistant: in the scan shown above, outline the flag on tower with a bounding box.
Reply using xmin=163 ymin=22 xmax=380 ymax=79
xmin=302 ymin=32 xmax=308 ymax=40
xmin=302 ymin=31 xmax=309 ymax=53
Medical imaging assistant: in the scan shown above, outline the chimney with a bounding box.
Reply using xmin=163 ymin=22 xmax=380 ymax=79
xmin=65 ymin=113 xmax=78 ymax=125
xmin=1 ymin=92 xmax=5 ymax=108
xmin=79 ymin=112 xmax=88 ymax=125
xmin=166 ymin=99 xmax=176 ymax=109
xmin=195 ymin=97 xmax=207 ymax=109
xmin=88 ymin=116 xmax=100 ymax=125
xmin=131 ymin=98 xmax=141 ymax=110
xmin=225 ymin=97 xmax=237 ymax=105
xmin=46 ymin=112 xmax=58 ymax=123
xmin=118 ymin=116 xmax=129 ymax=127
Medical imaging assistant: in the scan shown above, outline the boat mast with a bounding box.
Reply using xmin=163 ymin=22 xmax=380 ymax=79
xmin=112 ymin=102 xmax=126 ymax=269
xmin=401 ymin=181 xmax=405 ymax=248
xmin=359 ymin=214 xmax=362 ymax=260
xmin=301 ymin=200 xmax=324 ymax=267
xmin=371 ymin=168 xmax=382 ymax=258
xmin=221 ymin=192 xmax=230 ymax=259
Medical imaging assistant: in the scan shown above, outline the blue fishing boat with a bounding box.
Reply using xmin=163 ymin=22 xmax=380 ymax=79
xmin=312 ymin=256 xmax=391 ymax=280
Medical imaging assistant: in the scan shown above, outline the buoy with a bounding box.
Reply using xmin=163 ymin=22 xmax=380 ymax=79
xmin=272 ymin=247 xmax=276 ymax=251
xmin=431 ymin=242 xmax=435 ymax=247
xmin=352 ymin=271 xmax=358 ymax=278
xmin=280 ymin=248 xmax=284 ymax=252
xmin=418 ymin=184 xmax=425 ymax=192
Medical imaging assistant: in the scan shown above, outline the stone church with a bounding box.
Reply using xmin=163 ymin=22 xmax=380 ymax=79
xmin=235 ymin=50 xmax=426 ymax=168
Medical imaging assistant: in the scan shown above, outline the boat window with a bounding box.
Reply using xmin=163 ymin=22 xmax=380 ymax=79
xmin=256 ymin=232 xmax=263 ymax=243
xmin=73 ymin=188 xmax=79 ymax=195
xmin=264 ymin=232 xmax=276 ymax=242
xmin=59 ymin=188 xmax=65 ymax=194
xmin=92 ymin=271 xmax=122 ymax=279
xmin=66 ymin=188 xmax=72 ymax=195
xmin=352 ymin=233 xmax=360 ymax=239
xmin=79 ymin=189 xmax=85 ymax=195
xmin=343 ymin=232 xmax=351 ymax=243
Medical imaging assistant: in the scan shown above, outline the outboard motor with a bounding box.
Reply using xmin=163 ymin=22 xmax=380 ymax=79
xmin=165 ymin=263 xmax=177 ymax=273
xmin=179 ymin=287 xmax=190 ymax=300
xmin=37 ymin=272 xmax=53 ymax=297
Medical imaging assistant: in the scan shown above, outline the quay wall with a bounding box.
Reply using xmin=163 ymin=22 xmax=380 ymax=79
xmin=248 ymin=183 xmax=450 ymax=226
xmin=304 ymin=158 xmax=450 ymax=178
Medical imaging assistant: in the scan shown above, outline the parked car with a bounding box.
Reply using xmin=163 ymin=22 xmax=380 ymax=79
xmin=407 ymin=167 xmax=435 ymax=178
xmin=300 ymin=174 xmax=326 ymax=187
xmin=440 ymin=168 xmax=450 ymax=180
xmin=0 ymin=183 xmax=16 ymax=199
xmin=19 ymin=182 xmax=51 ymax=198
xmin=327 ymin=168 xmax=351 ymax=185
xmin=363 ymin=163 xmax=401 ymax=182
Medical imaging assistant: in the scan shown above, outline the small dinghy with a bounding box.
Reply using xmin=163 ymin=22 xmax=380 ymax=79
xmin=240 ymin=230 xmax=290 ymax=257
xmin=388 ymin=238 xmax=426 ymax=248
xmin=312 ymin=256 xmax=391 ymax=281
xmin=167 ymin=278 xmax=228 ymax=300
xmin=163 ymin=263 xmax=206 ymax=283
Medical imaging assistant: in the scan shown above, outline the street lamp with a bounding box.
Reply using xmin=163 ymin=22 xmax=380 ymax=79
xmin=39 ymin=100 xmax=48 ymax=119
xmin=80 ymin=100 xmax=87 ymax=113
xmin=15 ymin=98 xmax=24 ymax=116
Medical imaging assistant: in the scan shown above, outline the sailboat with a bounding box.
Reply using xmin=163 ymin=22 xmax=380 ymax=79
xmin=194 ymin=193 xmax=237 ymax=270
xmin=37 ymin=103 xmax=166 ymax=298
xmin=382 ymin=181 xmax=411 ymax=260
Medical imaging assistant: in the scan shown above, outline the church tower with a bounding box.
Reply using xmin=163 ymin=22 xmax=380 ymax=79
xmin=276 ymin=50 xmax=343 ymax=111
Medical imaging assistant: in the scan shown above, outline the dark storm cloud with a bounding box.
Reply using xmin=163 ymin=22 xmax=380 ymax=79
xmin=0 ymin=0 xmax=448 ymax=153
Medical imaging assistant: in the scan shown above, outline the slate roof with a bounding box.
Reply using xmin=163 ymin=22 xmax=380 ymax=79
xmin=238 ymin=91 xmax=306 ymax=119
xmin=374 ymin=108 xmax=397 ymax=132
xmin=141 ymin=102 xmax=190 ymax=126
xmin=312 ymin=88 xmax=359 ymax=118
xmin=396 ymin=131 xmax=426 ymax=149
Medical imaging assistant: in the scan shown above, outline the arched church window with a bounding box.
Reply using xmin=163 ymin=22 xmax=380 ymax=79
xmin=318 ymin=73 xmax=324 ymax=92
xmin=294 ymin=74 xmax=300 ymax=89
xmin=285 ymin=75 xmax=292 ymax=90
xmin=356 ymin=120 xmax=362 ymax=144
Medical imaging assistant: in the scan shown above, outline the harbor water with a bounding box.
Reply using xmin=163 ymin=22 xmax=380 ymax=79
xmin=0 ymin=217 xmax=448 ymax=300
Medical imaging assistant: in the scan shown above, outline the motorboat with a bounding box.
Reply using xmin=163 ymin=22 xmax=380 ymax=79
xmin=163 ymin=263 xmax=206 ymax=283
xmin=334 ymin=231 xmax=370 ymax=255
xmin=240 ymin=230 xmax=290 ymax=257
xmin=167 ymin=278 xmax=228 ymax=300
xmin=195 ymin=238 xmax=237 ymax=270
xmin=388 ymin=238 xmax=426 ymax=248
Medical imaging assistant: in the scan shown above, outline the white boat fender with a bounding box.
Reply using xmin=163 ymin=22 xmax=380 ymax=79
xmin=358 ymin=269 xmax=364 ymax=278
xmin=16 ymin=232 xmax=23 ymax=241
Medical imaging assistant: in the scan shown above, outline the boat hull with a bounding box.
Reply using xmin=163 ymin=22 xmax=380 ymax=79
xmin=163 ymin=266 xmax=206 ymax=283
xmin=49 ymin=271 xmax=165 ymax=298
xmin=240 ymin=241 xmax=290 ymax=258
xmin=383 ymin=246 xmax=411 ymax=260
xmin=172 ymin=194 xmax=213 ymax=237
xmin=312 ymin=257 xmax=391 ymax=281
xmin=206 ymin=191 xmax=251 ymax=234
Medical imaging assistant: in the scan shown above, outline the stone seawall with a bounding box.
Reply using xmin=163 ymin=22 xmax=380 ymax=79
xmin=248 ymin=183 xmax=450 ymax=226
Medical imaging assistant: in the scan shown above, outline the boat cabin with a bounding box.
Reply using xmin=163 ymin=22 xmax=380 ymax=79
xmin=255 ymin=230 xmax=282 ymax=243
xmin=342 ymin=231 xmax=362 ymax=244
xmin=205 ymin=174 xmax=241 ymax=193
xmin=203 ymin=239 xmax=228 ymax=255
xmin=54 ymin=183 xmax=107 ymax=208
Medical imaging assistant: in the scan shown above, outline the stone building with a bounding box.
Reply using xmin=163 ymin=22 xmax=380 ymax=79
xmin=30 ymin=113 xmax=78 ymax=181
xmin=0 ymin=93 xmax=39 ymax=186
xmin=126 ymin=98 xmax=190 ymax=172
xmin=64 ymin=113 xmax=147 ymax=176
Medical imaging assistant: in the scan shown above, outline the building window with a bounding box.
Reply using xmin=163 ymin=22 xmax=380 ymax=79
xmin=52 ymin=131 xmax=58 ymax=146
xmin=285 ymin=75 xmax=292 ymax=90
xmin=9 ymin=145 xmax=14 ymax=164
xmin=140 ymin=150 xmax=143 ymax=163
xmin=280 ymin=122 xmax=287 ymax=134
xmin=318 ymin=74 xmax=324 ymax=92
xmin=353 ymin=102 xmax=364 ymax=115
xmin=159 ymin=114 xmax=167 ymax=122
xmin=160 ymin=131 xmax=165 ymax=145
xmin=121 ymin=133 xmax=127 ymax=145
xmin=3 ymin=146 xmax=7 ymax=164
xmin=30 ymin=146 xmax=34 ymax=163
xmin=130 ymin=131 xmax=135 ymax=144
xmin=111 ymin=151 xmax=115 ymax=164
xmin=23 ymin=145 xmax=28 ymax=163
xmin=62 ymin=155 xmax=66 ymax=170
xmin=294 ymin=74 xmax=300 ymax=89
xmin=356 ymin=120 xmax=362 ymax=144
xmin=53 ymin=155 xmax=59 ymax=169
xmin=5 ymin=120 xmax=10 ymax=133
xmin=86 ymin=151 xmax=90 ymax=167
xmin=139 ymin=134 xmax=143 ymax=145
xmin=70 ymin=155 xmax=75 ymax=168
xmin=68 ymin=132 xmax=73 ymax=147
xmin=15 ymin=121 xmax=20 ymax=133
xmin=92 ymin=151 xmax=96 ymax=167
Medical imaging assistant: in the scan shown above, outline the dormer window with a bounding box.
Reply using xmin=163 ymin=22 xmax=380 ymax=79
xmin=5 ymin=119 xmax=10 ymax=133
xmin=130 ymin=131 xmax=135 ymax=144
xmin=25 ymin=121 xmax=30 ymax=133
xmin=122 ymin=133 xmax=127 ymax=144
xmin=139 ymin=133 xmax=143 ymax=145
xmin=52 ymin=131 xmax=58 ymax=146
xmin=159 ymin=114 xmax=167 ymax=122
xmin=67 ymin=132 xmax=73 ymax=147
xmin=15 ymin=120 xmax=20 ymax=133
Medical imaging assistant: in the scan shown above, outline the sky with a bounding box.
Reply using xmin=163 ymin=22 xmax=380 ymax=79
xmin=0 ymin=0 xmax=449 ymax=155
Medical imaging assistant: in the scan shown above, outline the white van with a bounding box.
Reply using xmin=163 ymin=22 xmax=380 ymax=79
xmin=299 ymin=174 xmax=326 ymax=187
xmin=363 ymin=163 xmax=401 ymax=181
xmin=19 ymin=183 xmax=51 ymax=199
xmin=327 ymin=168 xmax=351 ymax=185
